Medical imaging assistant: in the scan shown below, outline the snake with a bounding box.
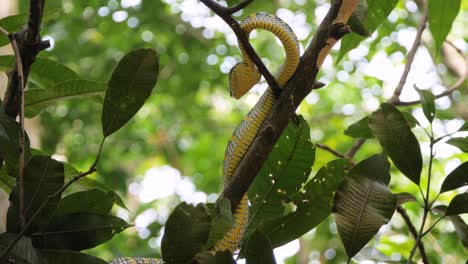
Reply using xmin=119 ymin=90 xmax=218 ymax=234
xmin=110 ymin=12 xmax=299 ymax=264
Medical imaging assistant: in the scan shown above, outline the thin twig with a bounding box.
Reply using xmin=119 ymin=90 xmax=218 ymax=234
xmin=345 ymin=138 xmax=366 ymax=158
xmin=397 ymin=206 xmax=429 ymax=264
xmin=316 ymin=143 xmax=348 ymax=159
xmin=199 ymin=0 xmax=282 ymax=96
xmin=389 ymin=0 xmax=428 ymax=104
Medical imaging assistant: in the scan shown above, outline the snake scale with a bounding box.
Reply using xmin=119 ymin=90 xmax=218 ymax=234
xmin=110 ymin=12 xmax=299 ymax=264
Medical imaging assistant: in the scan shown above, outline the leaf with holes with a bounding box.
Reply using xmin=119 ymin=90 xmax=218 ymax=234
xmin=440 ymin=162 xmax=468 ymax=193
xmin=428 ymin=0 xmax=462 ymax=52
xmin=446 ymin=192 xmax=468 ymax=215
xmin=32 ymin=213 xmax=131 ymax=251
xmin=259 ymin=159 xmax=352 ymax=248
xmin=248 ymin=116 xmax=315 ymax=225
xmin=245 ymin=230 xmax=276 ymax=264
xmin=102 ymin=48 xmax=159 ymax=137
xmin=55 ymin=188 xmax=115 ymax=216
xmin=7 ymin=156 xmax=64 ymax=234
xmin=162 ymin=202 xmax=211 ymax=264
xmin=333 ymin=154 xmax=396 ymax=258
xmin=369 ymin=103 xmax=422 ymax=184
xmin=447 ymin=137 xmax=468 ymax=152
xmin=415 ymin=87 xmax=436 ymax=123
xmin=337 ymin=0 xmax=398 ymax=62
xmin=25 ymin=80 xmax=106 ymax=117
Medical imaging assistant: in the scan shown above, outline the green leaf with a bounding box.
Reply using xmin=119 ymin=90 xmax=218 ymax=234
xmin=337 ymin=0 xmax=398 ymax=62
xmin=348 ymin=0 xmax=370 ymax=37
xmin=433 ymin=205 xmax=468 ymax=248
xmin=248 ymin=116 xmax=315 ymax=224
xmin=401 ymin=111 xmax=419 ymax=128
xmin=55 ymin=188 xmax=115 ymax=216
xmin=205 ymin=198 xmax=234 ymax=249
xmin=458 ymin=122 xmax=468 ymax=132
xmin=333 ymin=154 xmax=396 ymax=258
xmin=0 ymin=111 xmax=31 ymax=176
xmin=39 ymin=250 xmax=108 ymax=264
xmin=344 ymin=116 xmax=374 ymax=139
xmin=32 ymin=213 xmax=131 ymax=250
xmin=446 ymin=192 xmax=468 ymax=215
xmin=368 ymin=103 xmax=422 ymax=184
xmin=446 ymin=137 xmax=468 ymax=152
xmin=0 ymin=55 xmax=15 ymax=71
xmin=245 ymin=230 xmax=276 ymax=264
xmin=0 ymin=233 xmax=39 ymax=264
xmin=396 ymin=192 xmax=418 ymax=206
xmin=7 ymin=156 xmax=64 ymax=234
xmin=162 ymin=202 xmax=211 ymax=264
xmin=259 ymin=159 xmax=352 ymax=247
xmin=0 ymin=166 xmax=15 ymax=193
xmin=440 ymin=162 xmax=468 ymax=193
xmin=428 ymin=0 xmax=462 ymax=52
xmin=415 ymin=87 xmax=436 ymax=123
xmin=25 ymin=80 xmax=106 ymax=117
xmin=102 ymin=48 xmax=159 ymax=137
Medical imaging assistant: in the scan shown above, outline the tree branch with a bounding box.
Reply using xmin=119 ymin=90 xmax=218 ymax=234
xmin=218 ymin=0 xmax=358 ymax=213
xmin=345 ymin=138 xmax=366 ymax=158
xmin=389 ymin=0 xmax=428 ymax=104
xmin=397 ymin=206 xmax=429 ymax=264
xmin=316 ymin=143 xmax=348 ymax=159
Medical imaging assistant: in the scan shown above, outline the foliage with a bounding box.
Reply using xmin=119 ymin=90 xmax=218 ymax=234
xmin=0 ymin=0 xmax=467 ymax=263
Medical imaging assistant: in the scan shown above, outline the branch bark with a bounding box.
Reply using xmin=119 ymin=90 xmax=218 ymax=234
xmin=397 ymin=206 xmax=429 ymax=264
xmin=212 ymin=0 xmax=358 ymax=213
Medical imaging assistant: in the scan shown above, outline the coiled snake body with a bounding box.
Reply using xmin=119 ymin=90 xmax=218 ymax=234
xmin=110 ymin=12 xmax=299 ymax=264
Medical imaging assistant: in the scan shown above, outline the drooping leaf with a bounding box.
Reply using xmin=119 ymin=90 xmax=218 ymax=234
xmin=433 ymin=205 xmax=468 ymax=248
xmin=333 ymin=154 xmax=396 ymax=258
xmin=245 ymin=230 xmax=276 ymax=264
xmin=428 ymin=0 xmax=462 ymax=52
xmin=401 ymin=111 xmax=419 ymax=128
xmin=415 ymin=87 xmax=436 ymax=123
xmin=446 ymin=192 xmax=468 ymax=215
xmin=259 ymin=159 xmax=352 ymax=247
xmin=7 ymin=156 xmax=64 ymax=234
xmin=0 ymin=111 xmax=31 ymax=176
xmin=0 ymin=233 xmax=39 ymax=264
xmin=446 ymin=137 xmax=468 ymax=152
xmin=440 ymin=162 xmax=468 ymax=193
xmin=248 ymin=116 xmax=315 ymax=225
xmin=162 ymin=202 xmax=211 ymax=264
xmin=32 ymin=213 xmax=131 ymax=250
xmin=39 ymin=250 xmax=108 ymax=264
xmin=102 ymin=48 xmax=159 ymax=137
xmin=205 ymin=198 xmax=234 ymax=249
xmin=396 ymin=192 xmax=418 ymax=206
xmin=368 ymin=103 xmax=422 ymax=184
xmin=344 ymin=116 xmax=374 ymax=139
xmin=337 ymin=0 xmax=398 ymax=62
xmin=25 ymin=80 xmax=106 ymax=117
xmin=55 ymin=188 xmax=115 ymax=216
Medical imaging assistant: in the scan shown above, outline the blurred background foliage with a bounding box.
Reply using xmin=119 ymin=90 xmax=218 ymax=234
xmin=2 ymin=0 xmax=467 ymax=263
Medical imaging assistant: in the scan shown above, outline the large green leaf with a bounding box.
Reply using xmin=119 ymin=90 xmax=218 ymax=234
xmin=0 ymin=233 xmax=39 ymax=264
xmin=368 ymin=103 xmax=422 ymax=184
xmin=245 ymin=230 xmax=276 ymax=264
xmin=25 ymin=80 xmax=106 ymax=117
xmin=162 ymin=202 xmax=211 ymax=264
xmin=347 ymin=0 xmax=370 ymax=37
xmin=415 ymin=87 xmax=436 ymax=123
xmin=433 ymin=205 xmax=468 ymax=248
xmin=333 ymin=154 xmax=396 ymax=258
xmin=259 ymin=159 xmax=352 ymax=247
xmin=55 ymin=188 xmax=115 ymax=216
xmin=102 ymin=48 xmax=159 ymax=137
xmin=337 ymin=0 xmax=398 ymax=62
xmin=248 ymin=116 xmax=315 ymax=225
xmin=446 ymin=192 xmax=468 ymax=216
xmin=344 ymin=112 xmax=417 ymax=139
xmin=0 ymin=111 xmax=31 ymax=176
xmin=7 ymin=156 xmax=64 ymax=234
xmin=205 ymin=199 xmax=234 ymax=249
xmin=39 ymin=250 xmax=108 ymax=264
xmin=440 ymin=162 xmax=468 ymax=193
xmin=428 ymin=0 xmax=462 ymax=52
xmin=446 ymin=137 xmax=468 ymax=152
xmin=32 ymin=213 xmax=131 ymax=250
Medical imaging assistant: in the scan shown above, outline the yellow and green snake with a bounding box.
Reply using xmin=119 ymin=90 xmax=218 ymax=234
xmin=110 ymin=12 xmax=299 ymax=264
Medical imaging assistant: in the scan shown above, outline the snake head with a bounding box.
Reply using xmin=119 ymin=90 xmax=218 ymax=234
xmin=229 ymin=62 xmax=261 ymax=99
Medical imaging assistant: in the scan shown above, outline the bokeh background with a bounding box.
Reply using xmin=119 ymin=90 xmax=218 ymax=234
xmin=0 ymin=0 xmax=467 ymax=263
